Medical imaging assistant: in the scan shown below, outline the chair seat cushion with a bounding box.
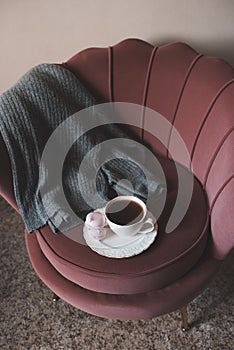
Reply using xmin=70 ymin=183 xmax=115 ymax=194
xmin=35 ymin=156 xmax=209 ymax=295
xmin=26 ymin=231 xmax=220 ymax=320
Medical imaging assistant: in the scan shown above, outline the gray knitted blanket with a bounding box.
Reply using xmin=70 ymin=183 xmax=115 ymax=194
xmin=0 ymin=64 xmax=165 ymax=233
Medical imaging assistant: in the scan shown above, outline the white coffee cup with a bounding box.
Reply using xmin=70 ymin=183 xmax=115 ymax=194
xmin=104 ymin=196 xmax=155 ymax=237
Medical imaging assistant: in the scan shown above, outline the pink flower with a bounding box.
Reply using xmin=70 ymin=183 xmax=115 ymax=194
xmin=85 ymin=212 xmax=106 ymax=228
xmin=85 ymin=212 xmax=107 ymax=240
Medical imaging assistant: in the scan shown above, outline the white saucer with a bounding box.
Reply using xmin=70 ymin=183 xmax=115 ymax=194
xmin=83 ymin=210 xmax=158 ymax=258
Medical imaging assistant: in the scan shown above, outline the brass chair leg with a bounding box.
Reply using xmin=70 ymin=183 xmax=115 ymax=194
xmin=52 ymin=293 xmax=60 ymax=302
xmin=180 ymin=305 xmax=190 ymax=332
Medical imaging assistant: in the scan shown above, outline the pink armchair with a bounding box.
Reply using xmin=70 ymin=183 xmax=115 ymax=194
xmin=0 ymin=39 xmax=233 ymax=330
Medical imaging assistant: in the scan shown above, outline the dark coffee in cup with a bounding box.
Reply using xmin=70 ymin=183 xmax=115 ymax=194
xmin=105 ymin=196 xmax=154 ymax=237
xmin=106 ymin=199 xmax=144 ymax=225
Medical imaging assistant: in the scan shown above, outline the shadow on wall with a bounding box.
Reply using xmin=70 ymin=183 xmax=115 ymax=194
xmin=150 ymin=36 xmax=234 ymax=67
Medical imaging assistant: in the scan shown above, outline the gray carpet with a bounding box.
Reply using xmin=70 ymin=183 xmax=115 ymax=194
xmin=0 ymin=196 xmax=233 ymax=350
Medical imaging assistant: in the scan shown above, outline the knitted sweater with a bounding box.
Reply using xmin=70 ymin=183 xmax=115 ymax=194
xmin=0 ymin=64 xmax=164 ymax=233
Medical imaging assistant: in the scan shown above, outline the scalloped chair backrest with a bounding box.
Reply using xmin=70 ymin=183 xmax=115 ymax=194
xmin=65 ymin=39 xmax=234 ymax=259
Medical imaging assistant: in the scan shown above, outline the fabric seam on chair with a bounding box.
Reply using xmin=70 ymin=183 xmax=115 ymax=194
xmin=210 ymin=175 xmax=234 ymax=214
xmin=204 ymin=127 xmax=234 ymax=188
xmin=191 ymin=79 xmax=234 ymax=163
xmin=166 ymin=54 xmax=203 ymax=159
xmin=108 ymin=46 xmax=114 ymax=102
xmin=141 ymin=46 xmax=158 ymax=141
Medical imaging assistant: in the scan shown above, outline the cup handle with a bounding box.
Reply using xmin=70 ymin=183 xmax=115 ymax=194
xmin=138 ymin=217 xmax=155 ymax=234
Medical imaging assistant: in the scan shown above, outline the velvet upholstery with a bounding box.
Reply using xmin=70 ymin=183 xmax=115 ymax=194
xmin=1 ymin=39 xmax=233 ymax=320
xmin=34 ymin=156 xmax=209 ymax=295
xmin=26 ymin=231 xmax=220 ymax=320
xmin=64 ymin=39 xmax=234 ymax=259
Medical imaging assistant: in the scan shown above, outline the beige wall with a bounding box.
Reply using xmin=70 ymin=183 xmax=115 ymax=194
xmin=0 ymin=0 xmax=234 ymax=93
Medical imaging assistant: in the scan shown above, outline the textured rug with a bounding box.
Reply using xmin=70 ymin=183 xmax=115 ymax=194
xmin=0 ymin=196 xmax=233 ymax=350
